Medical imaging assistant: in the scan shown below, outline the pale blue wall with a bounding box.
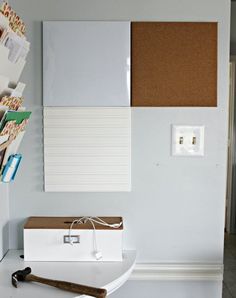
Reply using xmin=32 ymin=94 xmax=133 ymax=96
xmin=6 ymin=0 xmax=231 ymax=297
xmin=9 ymin=0 xmax=230 ymax=263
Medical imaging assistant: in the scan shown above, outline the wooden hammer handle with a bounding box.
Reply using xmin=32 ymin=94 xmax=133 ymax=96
xmin=26 ymin=274 xmax=107 ymax=298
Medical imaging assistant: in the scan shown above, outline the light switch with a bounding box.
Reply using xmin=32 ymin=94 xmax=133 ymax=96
xmin=172 ymin=125 xmax=205 ymax=156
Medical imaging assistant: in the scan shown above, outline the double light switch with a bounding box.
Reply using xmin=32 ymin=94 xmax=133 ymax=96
xmin=172 ymin=125 xmax=205 ymax=156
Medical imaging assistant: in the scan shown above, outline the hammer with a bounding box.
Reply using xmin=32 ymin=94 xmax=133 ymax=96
xmin=12 ymin=267 xmax=107 ymax=298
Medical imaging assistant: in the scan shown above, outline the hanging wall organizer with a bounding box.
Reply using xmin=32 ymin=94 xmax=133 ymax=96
xmin=43 ymin=20 xmax=217 ymax=192
xmin=0 ymin=2 xmax=31 ymax=183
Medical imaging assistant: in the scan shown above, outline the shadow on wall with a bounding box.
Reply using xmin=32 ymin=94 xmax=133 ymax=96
xmin=231 ymin=42 xmax=236 ymax=55
xmin=10 ymin=219 xmax=26 ymax=250
xmin=1 ymin=222 xmax=9 ymax=260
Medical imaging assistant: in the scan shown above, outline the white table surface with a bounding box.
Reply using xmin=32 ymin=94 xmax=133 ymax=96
xmin=0 ymin=250 xmax=136 ymax=298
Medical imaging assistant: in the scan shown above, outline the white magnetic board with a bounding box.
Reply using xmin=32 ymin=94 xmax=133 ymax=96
xmin=44 ymin=107 xmax=131 ymax=192
xmin=43 ymin=21 xmax=130 ymax=107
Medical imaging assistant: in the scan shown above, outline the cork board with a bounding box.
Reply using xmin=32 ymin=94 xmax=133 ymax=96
xmin=131 ymin=22 xmax=217 ymax=107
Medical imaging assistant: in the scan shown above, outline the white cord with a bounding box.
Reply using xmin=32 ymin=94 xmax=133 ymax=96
xmin=68 ymin=216 xmax=123 ymax=260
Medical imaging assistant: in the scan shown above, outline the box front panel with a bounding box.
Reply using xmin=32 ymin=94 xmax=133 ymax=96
xmin=24 ymin=229 xmax=123 ymax=261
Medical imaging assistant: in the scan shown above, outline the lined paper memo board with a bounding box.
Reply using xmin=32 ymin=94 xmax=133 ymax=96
xmin=44 ymin=107 xmax=131 ymax=192
xmin=131 ymin=22 xmax=217 ymax=107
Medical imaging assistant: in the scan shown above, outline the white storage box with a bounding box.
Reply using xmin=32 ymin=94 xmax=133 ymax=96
xmin=24 ymin=216 xmax=123 ymax=262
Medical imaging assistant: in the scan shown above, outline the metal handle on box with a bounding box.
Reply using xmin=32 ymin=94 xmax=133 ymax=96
xmin=63 ymin=235 xmax=80 ymax=244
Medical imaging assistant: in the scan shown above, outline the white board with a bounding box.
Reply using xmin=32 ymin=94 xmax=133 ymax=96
xmin=43 ymin=21 xmax=130 ymax=107
xmin=44 ymin=107 xmax=131 ymax=192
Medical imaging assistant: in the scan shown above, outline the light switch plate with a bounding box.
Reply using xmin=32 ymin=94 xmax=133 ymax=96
xmin=172 ymin=125 xmax=205 ymax=156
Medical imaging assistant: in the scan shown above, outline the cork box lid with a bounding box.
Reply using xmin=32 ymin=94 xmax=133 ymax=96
xmin=24 ymin=217 xmax=123 ymax=230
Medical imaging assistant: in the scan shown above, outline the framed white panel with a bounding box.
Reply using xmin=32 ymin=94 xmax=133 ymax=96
xmin=44 ymin=107 xmax=131 ymax=192
xmin=43 ymin=22 xmax=130 ymax=107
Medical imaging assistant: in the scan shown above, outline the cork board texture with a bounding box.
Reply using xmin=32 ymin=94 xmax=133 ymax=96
xmin=131 ymin=22 xmax=218 ymax=107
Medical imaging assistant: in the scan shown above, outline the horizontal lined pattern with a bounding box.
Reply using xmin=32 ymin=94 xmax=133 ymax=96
xmin=44 ymin=108 xmax=131 ymax=192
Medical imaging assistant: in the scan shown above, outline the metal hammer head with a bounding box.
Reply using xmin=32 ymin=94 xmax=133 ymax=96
xmin=12 ymin=267 xmax=32 ymax=288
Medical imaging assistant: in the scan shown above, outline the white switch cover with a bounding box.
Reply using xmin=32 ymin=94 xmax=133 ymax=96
xmin=172 ymin=125 xmax=205 ymax=156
